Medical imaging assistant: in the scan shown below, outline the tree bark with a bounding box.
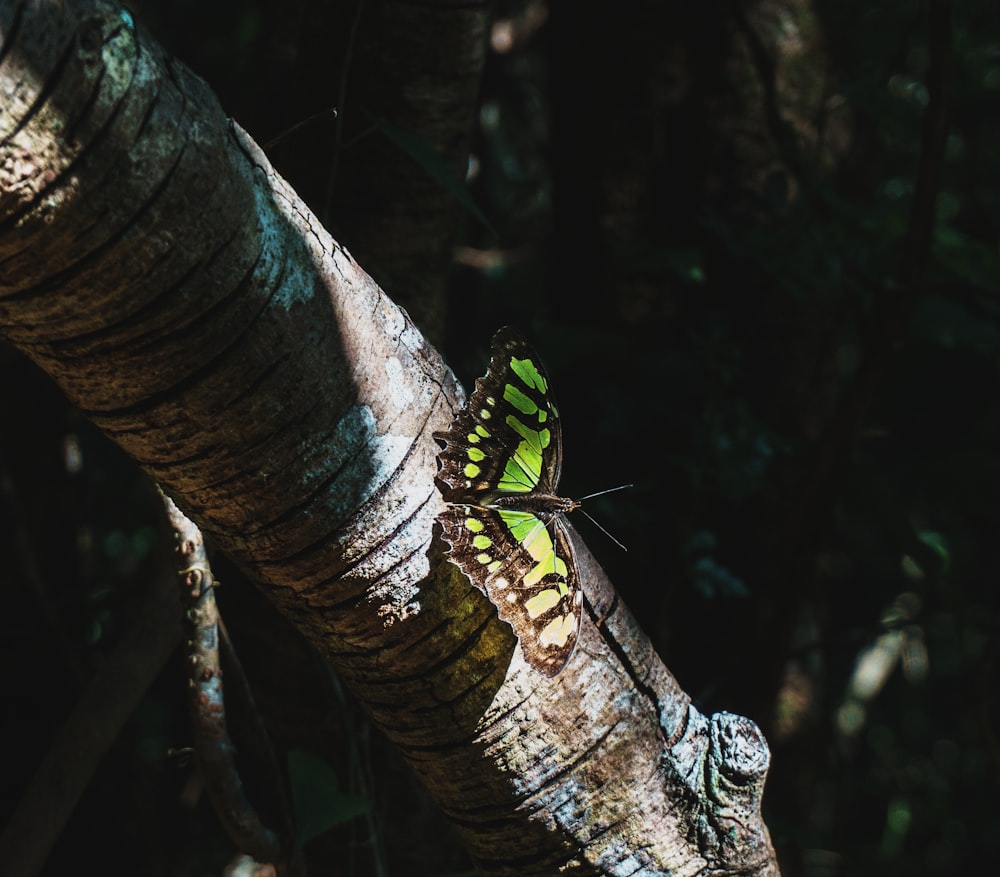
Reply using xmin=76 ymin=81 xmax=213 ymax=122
xmin=0 ymin=1 xmax=780 ymax=874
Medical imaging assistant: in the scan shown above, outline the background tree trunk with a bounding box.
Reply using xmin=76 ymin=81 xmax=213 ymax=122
xmin=0 ymin=1 xmax=779 ymax=875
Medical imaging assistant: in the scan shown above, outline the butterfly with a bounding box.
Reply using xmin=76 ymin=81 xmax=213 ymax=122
xmin=433 ymin=327 xmax=585 ymax=676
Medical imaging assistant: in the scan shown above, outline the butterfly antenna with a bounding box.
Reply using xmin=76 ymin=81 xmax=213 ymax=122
xmin=577 ymin=483 xmax=634 ymax=502
xmin=576 ymin=483 xmax=632 ymax=550
xmin=579 ymin=509 xmax=628 ymax=552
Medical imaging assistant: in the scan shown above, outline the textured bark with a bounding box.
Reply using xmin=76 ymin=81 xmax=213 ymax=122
xmin=0 ymin=1 xmax=780 ymax=874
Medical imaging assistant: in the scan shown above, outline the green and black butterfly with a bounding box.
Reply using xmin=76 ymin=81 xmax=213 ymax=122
xmin=434 ymin=327 xmax=585 ymax=677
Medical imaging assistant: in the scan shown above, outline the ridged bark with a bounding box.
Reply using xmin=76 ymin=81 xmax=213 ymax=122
xmin=0 ymin=2 xmax=779 ymax=874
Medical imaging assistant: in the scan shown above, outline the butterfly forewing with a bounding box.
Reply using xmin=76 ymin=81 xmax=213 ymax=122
xmin=435 ymin=328 xmax=562 ymax=501
xmin=434 ymin=327 xmax=581 ymax=676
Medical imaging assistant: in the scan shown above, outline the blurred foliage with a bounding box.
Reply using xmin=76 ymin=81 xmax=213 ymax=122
xmin=287 ymin=749 xmax=371 ymax=851
xmin=2 ymin=0 xmax=999 ymax=875
xmin=448 ymin=1 xmax=1000 ymax=874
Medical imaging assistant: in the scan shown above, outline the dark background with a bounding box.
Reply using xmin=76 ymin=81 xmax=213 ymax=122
xmin=2 ymin=1 xmax=998 ymax=874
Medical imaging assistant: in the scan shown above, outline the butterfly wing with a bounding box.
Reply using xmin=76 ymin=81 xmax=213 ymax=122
xmin=438 ymin=504 xmax=581 ymax=676
xmin=434 ymin=327 xmax=563 ymax=501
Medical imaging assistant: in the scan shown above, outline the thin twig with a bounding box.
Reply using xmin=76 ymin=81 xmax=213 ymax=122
xmin=161 ymin=490 xmax=294 ymax=872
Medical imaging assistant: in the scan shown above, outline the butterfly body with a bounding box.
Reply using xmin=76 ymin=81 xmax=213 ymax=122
xmin=491 ymin=492 xmax=579 ymax=516
xmin=434 ymin=328 xmax=583 ymax=677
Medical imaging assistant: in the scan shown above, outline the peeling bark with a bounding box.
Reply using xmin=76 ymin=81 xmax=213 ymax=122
xmin=0 ymin=1 xmax=780 ymax=874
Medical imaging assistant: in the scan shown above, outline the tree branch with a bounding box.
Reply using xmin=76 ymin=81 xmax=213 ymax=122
xmin=163 ymin=491 xmax=294 ymax=871
xmin=0 ymin=1 xmax=780 ymax=873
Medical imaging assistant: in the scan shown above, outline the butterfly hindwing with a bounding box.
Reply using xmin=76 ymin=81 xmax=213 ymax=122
xmin=437 ymin=504 xmax=582 ymax=677
xmin=434 ymin=328 xmax=582 ymax=677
